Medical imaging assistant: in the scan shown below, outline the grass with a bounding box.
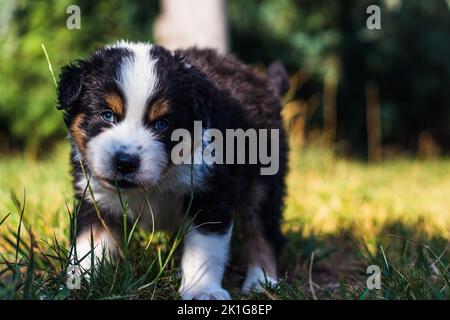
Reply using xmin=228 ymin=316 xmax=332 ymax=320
xmin=0 ymin=143 xmax=449 ymax=299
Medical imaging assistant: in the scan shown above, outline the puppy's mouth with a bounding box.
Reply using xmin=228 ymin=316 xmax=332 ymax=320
xmin=102 ymin=178 xmax=139 ymax=190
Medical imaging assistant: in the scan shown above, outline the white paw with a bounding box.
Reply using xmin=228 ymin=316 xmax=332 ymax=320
xmin=180 ymin=286 xmax=231 ymax=300
xmin=242 ymin=266 xmax=278 ymax=293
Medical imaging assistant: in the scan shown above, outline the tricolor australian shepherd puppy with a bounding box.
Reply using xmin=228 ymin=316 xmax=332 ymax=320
xmin=58 ymin=41 xmax=288 ymax=300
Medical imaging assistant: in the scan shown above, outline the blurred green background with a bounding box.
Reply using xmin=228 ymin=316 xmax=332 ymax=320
xmin=0 ymin=0 xmax=449 ymax=159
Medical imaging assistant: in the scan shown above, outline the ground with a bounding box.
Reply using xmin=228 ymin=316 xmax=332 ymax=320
xmin=0 ymin=144 xmax=449 ymax=299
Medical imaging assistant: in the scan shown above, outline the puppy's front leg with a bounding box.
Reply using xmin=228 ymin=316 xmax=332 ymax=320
xmin=179 ymin=224 xmax=232 ymax=300
xmin=70 ymin=224 xmax=118 ymax=275
xmin=68 ymin=201 xmax=121 ymax=278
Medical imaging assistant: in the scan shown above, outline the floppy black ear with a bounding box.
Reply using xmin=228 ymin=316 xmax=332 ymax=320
xmin=57 ymin=62 xmax=83 ymax=110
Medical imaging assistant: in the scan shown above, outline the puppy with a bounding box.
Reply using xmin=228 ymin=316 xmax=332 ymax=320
xmin=58 ymin=41 xmax=288 ymax=299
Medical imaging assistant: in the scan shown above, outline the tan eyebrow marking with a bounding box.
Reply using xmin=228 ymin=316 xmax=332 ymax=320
xmin=148 ymin=98 xmax=171 ymax=122
xmin=104 ymin=93 xmax=124 ymax=117
xmin=70 ymin=113 xmax=87 ymax=153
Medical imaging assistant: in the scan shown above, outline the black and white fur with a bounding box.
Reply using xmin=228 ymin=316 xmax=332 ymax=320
xmin=58 ymin=41 xmax=288 ymax=299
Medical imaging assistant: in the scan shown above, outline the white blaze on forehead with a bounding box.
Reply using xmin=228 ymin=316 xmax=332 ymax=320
xmin=84 ymin=41 xmax=168 ymax=187
xmin=113 ymin=41 xmax=159 ymax=124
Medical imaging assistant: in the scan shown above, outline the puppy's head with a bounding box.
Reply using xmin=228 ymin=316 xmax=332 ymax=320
xmin=58 ymin=41 xmax=209 ymax=190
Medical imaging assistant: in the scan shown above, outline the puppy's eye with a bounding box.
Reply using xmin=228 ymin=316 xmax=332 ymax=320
xmin=154 ymin=119 xmax=169 ymax=130
xmin=101 ymin=111 xmax=116 ymax=123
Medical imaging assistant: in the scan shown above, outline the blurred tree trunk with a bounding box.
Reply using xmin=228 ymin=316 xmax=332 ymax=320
xmin=323 ymin=56 xmax=339 ymax=146
xmin=366 ymin=83 xmax=382 ymax=162
xmin=155 ymin=0 xmax=229 ymax=54
xmin=385 ymin=0 xmax=402 ymax=11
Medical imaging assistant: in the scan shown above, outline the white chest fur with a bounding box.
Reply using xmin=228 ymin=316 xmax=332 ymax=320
xmin=77 ymin=176 xmax=185 ymax=232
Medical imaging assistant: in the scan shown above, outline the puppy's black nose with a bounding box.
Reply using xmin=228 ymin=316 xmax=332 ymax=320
xmin=114 ymin=151 xmax=140 ymax=174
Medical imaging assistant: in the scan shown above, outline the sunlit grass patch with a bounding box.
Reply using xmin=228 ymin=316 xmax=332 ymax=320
xmin=284 ymin=147 xmax=450 ymax=240
xmin=0 ymin=144 xmax=72 ymax=242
